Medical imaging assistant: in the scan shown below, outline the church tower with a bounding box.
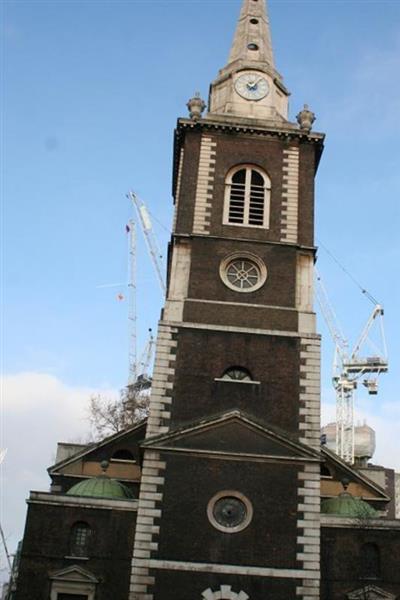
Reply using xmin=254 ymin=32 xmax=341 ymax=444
xmin=130 ymin=1 xmax=324 ymax=598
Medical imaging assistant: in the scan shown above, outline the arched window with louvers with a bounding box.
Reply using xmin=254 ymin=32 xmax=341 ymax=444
xmin=223 ymin=165 xmax=271 ymax=229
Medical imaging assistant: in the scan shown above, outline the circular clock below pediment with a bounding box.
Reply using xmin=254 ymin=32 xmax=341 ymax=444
xmin=234 ymin=72 xmax=270 ymax=101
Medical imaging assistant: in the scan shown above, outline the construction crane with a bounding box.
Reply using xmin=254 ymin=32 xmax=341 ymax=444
xmin=0 ymin=449 xmax=14 ymax=588
xmin=316 ymin=270 xmax=388 ymax=464
xmin=128 ymin=191 xmax=166 ymax=295
xmin=125 ymin=192 xmax=166 ymax=399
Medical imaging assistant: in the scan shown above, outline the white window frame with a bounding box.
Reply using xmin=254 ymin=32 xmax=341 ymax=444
xmin=223 ymin=164 xmax=271 ymax=229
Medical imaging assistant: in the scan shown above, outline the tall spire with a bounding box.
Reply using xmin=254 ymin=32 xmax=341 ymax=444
xmin=228 ymin=0 xmax=274 ymax=71
xmin=208 ymin=0 xmax=290 ymax=122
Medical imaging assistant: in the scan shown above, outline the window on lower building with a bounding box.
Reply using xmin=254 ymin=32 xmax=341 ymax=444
xmin=224 ymin=165 xmax=271 ymax=228
xmin=110 ymin=449 xmax=136 ymax=462
xmin=70 ymin=522 xmax=91 ymax=558
xmin=361 ymin=542 xmax=381 ymax=579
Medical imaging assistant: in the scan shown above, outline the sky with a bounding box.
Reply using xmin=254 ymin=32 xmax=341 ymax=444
xmin=1 ymin=0 xmax=400 ymax=577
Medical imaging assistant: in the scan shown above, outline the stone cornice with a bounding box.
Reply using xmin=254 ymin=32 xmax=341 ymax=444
xmin=28 ymin=491 xmax=138 ymax=511
xmin=172 ymin=116 xmax=324 ymax=196
xmin=176 ymin=116 xmax=324 ymax=143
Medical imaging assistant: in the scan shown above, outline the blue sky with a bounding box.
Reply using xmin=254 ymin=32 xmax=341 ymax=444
xmin=1 ymin=0 xmax=400 ymax=574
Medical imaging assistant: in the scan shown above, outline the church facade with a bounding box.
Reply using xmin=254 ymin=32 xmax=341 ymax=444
xmin=9 ymin=1 xmax=400 ymax=600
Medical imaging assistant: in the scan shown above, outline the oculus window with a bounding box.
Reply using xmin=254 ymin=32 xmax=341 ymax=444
xmin=220 ymin=252 xmax=267 ymax=293
xmin=207 ymin=491 xmax=253 ymax=533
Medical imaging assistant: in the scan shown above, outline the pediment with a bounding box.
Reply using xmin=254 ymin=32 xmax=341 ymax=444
xmin=49 ymin=565 xmax=99 ymax=584
xmin=48 ymin=420 xmax=146 ymax=476
xmin=347 ymin=585 xmax=396 ymax=599
xmin=322 ymin=447 xmax=390 ymax=502
xmin=143 ymin=411 xmax=319 ymax=461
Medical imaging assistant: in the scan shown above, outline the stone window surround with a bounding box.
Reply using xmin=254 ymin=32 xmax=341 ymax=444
xmin=207 ymin=490 xmax=253 ymax=533
xmin=49 ymin=566 xmax=98 ymax=600
xmin=223 ymin=164 xmax=271 ymax=229
xmin=219 ymin=251 xmax=268 ymax=293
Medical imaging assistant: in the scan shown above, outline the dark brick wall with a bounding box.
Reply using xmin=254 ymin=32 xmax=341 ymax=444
xmin=186 ymin=237 xmax=299 ymax=309
xmin=15 ymin=502 xmax=136 ymax=600
xmin=321 ymin=525 xmax=400 ymax=599
xmin=157 ymin=453 xmax=300 ymax=569
xmin=169 ymin=327 xmax=300 ymax=433
xmin=174 ymin=130 xmax=202 ymax=234
xmin=173 ymin=125 xmax=320 ymax=248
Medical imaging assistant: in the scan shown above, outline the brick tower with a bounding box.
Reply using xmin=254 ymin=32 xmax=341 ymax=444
xmin=130 ymin=1 xmax=325 ymax=598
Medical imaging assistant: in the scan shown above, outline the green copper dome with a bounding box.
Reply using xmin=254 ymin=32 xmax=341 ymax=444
xmin=321 ymin=492 xmax=377 ymax=518
xmin=67 ymin=476 xmax=134 ymax=501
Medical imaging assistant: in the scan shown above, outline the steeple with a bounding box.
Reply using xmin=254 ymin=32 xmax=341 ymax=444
xmin=227 ymin=0 xmax=275 ymax=72
xmin=208 ymin=0 xmax=290 ymax=123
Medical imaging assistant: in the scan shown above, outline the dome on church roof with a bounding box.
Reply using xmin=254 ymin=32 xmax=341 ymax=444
xmin=321 ymin=492 xmax=377 ymax=518
xmin=67 ymin=476 xmax=134 ymax=501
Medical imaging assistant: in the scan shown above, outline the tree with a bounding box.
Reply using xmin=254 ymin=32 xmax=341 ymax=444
xmin=88 ymin=380 xmax=150 ymax=440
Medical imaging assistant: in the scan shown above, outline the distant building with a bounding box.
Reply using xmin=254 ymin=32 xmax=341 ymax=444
xmin=321 ymin=421 xmax=376 ymax=463
xmin=396 ymin=473 xmax=400 ymax=519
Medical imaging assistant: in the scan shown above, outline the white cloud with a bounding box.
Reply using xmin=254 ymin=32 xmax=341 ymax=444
xmin=0 ymin=372 xmax=117 ymax=574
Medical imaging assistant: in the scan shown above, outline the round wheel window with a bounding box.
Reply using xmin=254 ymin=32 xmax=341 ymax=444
xmin=207 ymin=491 xmax=253 ymax=533
xmin=220 ymin=252 xmax=267 ymax=293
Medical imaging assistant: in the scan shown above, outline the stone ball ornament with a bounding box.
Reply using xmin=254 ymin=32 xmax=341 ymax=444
xmin=296 ymin=104 xmax=316 ymax=132
xmin=187 ymin=92 xmax=206 ymax=121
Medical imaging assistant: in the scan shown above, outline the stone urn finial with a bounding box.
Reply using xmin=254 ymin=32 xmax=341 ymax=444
xmin=296 ymin=104 xmax=316 ymax=132
xmin=187 ymin=92 xmax=206 ymax=121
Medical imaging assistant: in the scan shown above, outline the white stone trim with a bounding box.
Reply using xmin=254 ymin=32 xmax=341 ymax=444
xmin=193 ymin=136 xmax=217 ymax=234
xmin=173 ymin=146 xmax=185 ymax=230
xmin=161 ymin=319 xmax=321 ymax=341
xmin=130 ymin=451 xmax=167 ymax=600
xmin=145 ymin=324 xmax=178 ymax=438
xmin=202 ymin=585 xmax=249 ymax=600
xmin=281 ymin=147 xmax=299 ymax=243
xmin=164 ymin=240 xmax=192 ymax=323
xmin=138 ymin=558 xmax=318 ymax=579
xmin=296 ymin=462 xmax=320 ymax=599
xmin=299 ymin=337 xmax=321 ymax=449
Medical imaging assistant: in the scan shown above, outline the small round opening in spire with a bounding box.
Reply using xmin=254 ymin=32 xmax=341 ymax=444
xmin=250 ymin=18 xmax=259 ymax=25
xmin=247 ymin=43 xmax=259 ymax=51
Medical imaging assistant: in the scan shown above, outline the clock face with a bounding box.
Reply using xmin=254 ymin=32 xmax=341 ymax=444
xmin=234 ymin=73 xmax=269 ymax=101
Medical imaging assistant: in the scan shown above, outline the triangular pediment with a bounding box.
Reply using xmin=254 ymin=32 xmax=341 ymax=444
xmin=322 ymin=447 xmax=390 ymax=503
xmin=143 ymin=411 xmax=319 ymax=462
xmin=48 ymin=420 xmax=146 ymax=476
xmin=49 ymin=565 xmax=99 ymax=584
xmin=347 ymin=584 xmax=396 ymax=599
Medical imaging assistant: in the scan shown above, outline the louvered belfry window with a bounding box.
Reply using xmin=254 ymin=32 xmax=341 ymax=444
xmin=225 ymin=165 xmax=270 ymax=228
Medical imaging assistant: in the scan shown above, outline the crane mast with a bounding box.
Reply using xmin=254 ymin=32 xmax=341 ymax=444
xmin=125 ymin=192 xmax=166 ymax=396
xmin=128 ymin=191 xmax=166 ymax=295
xmin=316 ymin=270 xmax=388 ymax=464
xmin=127 ymin=219 xmax=137 ymax=387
